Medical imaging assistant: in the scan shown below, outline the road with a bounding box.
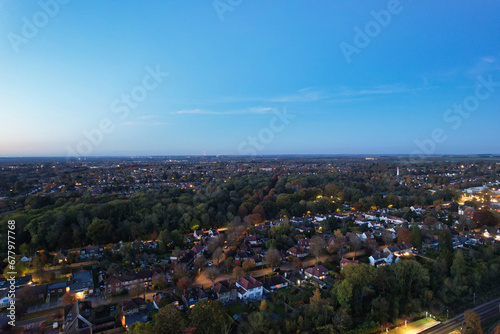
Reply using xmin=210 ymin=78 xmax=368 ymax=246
xmin=419 ymin=298 xmax=500 ymax=334
xmin=193 ymin=250 xmax=366 ymax=287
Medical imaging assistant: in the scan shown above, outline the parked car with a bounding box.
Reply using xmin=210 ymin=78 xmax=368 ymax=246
xmin=208 ymin=261 xmax=213 ymax=267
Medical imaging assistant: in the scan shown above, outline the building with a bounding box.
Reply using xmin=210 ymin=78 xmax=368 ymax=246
xmin=236 ymin=275 xmax=263 ymax=300
xmin=212 ymin=280 xmax=237 ymax=303
xmin=48 ymin=281 xmax=68 ymax=296
xmin=369 ymin=251 xmax=394 ymax=267
xmin=104 ymin=270 xmax=157 ymax=294
xmin=340 ymin=258 xmax=361 ymax=270
xmin=305 ymin=265 xmax=329 ymax=280
xmin=261 ymin=274 xmax=289 ymax=292
xmin=68 ymin=270 xmax=94 ymax=298
xmin=120 ymin=297 xmax=151 ymax=329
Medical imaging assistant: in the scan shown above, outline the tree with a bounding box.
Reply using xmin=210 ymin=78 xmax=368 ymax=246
xmin=382 ymin=230 xmax=394 ymax=245
xmin=213 ymin=247 xmax=224 ymax=265
xmin=190 ymin=300 xmax=232 ymax=334
xmin=451 ymin=251 xmax=466 ymax=279
xmin=310 ymin=235 xmax=326 ymax=263
xmin=292 ymin=257 xmax=303 ymax=269
xmin=473 ymin=210 xmax=496 ymax=226
xmin=194 ymin=256 xmax=206 ymax=274
xmin=153 ymin=304 xmax=186 ymax=334
xmin=129 ymin=283 xmax=145 ymax=297
xmin=223 ymin=257 xmax=233 ymax=272
xmin=129 ymin=322 xmax=154 ymax=334
xmin=86 ymin=218 xmax=112 ymax=245
xmin=259 ymin=300 xmax=268 ymax=311
xmin=242 ymin=259 xmax=255 ymax=273
xmin=238 ymin=311 xmax=271 ymax=334
xmin=232 ymin=265 xmax=244 ymax=279
xmin=410 ymin=226 xmax=422 ymax=249
xmin=464 ymin=309 xmax=482 ymax=334
xmin=349 ymin=235 xmax=362 ymax=259
xmin=263 ymin=248 xmax=281 ymax=269
xmin=3 ymin=260 xmax=26 ymax=279
xmin=62 ymin=291 xmax=77 ymax=305
xmin=265 ymin=239 xmax=277 ymax=250
xmin=310 ymin=288 xmax=322 ymax=306
xmin=152 ymin=274 xmax=168 ymax=289
xmin=423 ymin=216 xmax=438 ymax=226
xmin=397 ymin=227 xmax=412 ymax=244
xmin=206 ymin=267 xmax=219 ymax=284
xmin=176 ymin=276 xmax=192 ymax=293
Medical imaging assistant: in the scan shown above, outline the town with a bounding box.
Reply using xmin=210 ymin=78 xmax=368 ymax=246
xmin=1 ymin=156 xmax=499 ymax=333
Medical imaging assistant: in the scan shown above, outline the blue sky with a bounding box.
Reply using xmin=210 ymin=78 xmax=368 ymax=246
xmin=1 ymin=0 xmax=499 ymax=157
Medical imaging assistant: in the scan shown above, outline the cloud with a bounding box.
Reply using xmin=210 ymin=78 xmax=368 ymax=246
xmin=137 ymin=115 xmax=155 ymax=120
xmin=173 ymin=107 xmax=277 ymax=115
xmin=468 ymin=56 xmax=500 ymax=76
xmin=119 ymin=121 xmax=168 ymax=127
xmin=270 ymin=88 xmax=328 ymax=102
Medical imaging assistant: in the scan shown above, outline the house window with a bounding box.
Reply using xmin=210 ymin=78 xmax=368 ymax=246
xmin=58 ymin=289 xmax=62 ymax=293
xmin=116 ymin=283 xmax=120 ymax=287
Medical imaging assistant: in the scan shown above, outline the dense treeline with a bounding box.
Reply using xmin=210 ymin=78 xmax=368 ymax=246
xmin=0 ymin=161 xmax=497 ymax=263
xmin=129 ymin=245 xmax=500 ymax=334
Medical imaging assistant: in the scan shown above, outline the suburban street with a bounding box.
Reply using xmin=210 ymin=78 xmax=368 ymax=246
xmin=419 ymin=298 xmax=500 ymax=334
xmin=193 ymin=250 xmax=366 ymax=287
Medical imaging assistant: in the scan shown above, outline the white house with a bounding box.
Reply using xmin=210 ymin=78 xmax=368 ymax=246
xmin=236 ymin=275 xmax=263 ymax=300
xmin=369 ymin=251 xmax=394 ymax=267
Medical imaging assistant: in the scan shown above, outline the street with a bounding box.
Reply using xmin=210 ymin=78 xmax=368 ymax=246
xmin=419 ymin=298 xmax=500 ymax=334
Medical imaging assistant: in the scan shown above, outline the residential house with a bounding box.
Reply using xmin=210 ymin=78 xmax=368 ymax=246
xmin=212 ymin=280 xmax=237 ymax=303
xmin=104 ymin=270 xmax=157 ymax=294
xmin=120 ymin=297 xmax=151 ymax=329
xmin=80 ymin=246 xmax=104 ymax=259
xmin=340 ymin=257 xmax=361 ymax=270
xmin=63 ymin=300 xmax=93 ymax=333
xmin=305 ymin=265 xmax=329 ymax=280
xmin=383 ymin=243 xmax=414 ymax=257
xmin=261 ymin=274 xmax=289 ymax=292
xmin=236 ymin=275 xmax=263 ymax=300
xmin=357 ymin=232 xmax=374 ymax=241
xmin=182 ymin=287 xmax=207 ymax=308
xmin=208 ymin=228 xmax=220 ymax=238
xmin=287 ymin=246 xmax=308 ymax=258
xmin=298 ymin=238 xmax=311 ymax=249
xmin=152 ymin=290 xmax=183 ymax=310
xmin=283 ymin=270 xmax=307 ymax=286
xmin=369 ymin=251 xmax=394 ymax=267
xmin=68 ymin=270 xmax=94 ymax=297
xmin=0 ymin=275 xmax=32 ymax=291
xmin=191 ymin=244 xmax=206 ymax=259
xmin=193 ymin=229 xmax=204 ymax=240
xmin=47 ymin=281 xmax=67 ymax=296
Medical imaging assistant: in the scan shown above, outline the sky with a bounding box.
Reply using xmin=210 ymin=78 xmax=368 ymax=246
xmin=1 ymin=0 xmax=500 ymax=157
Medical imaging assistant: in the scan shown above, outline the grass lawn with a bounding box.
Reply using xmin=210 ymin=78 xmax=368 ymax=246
xmin=225 ymin=302 xmax=245 ymax=316
xmin=388 ymin=318 xmax=438 ymax=334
